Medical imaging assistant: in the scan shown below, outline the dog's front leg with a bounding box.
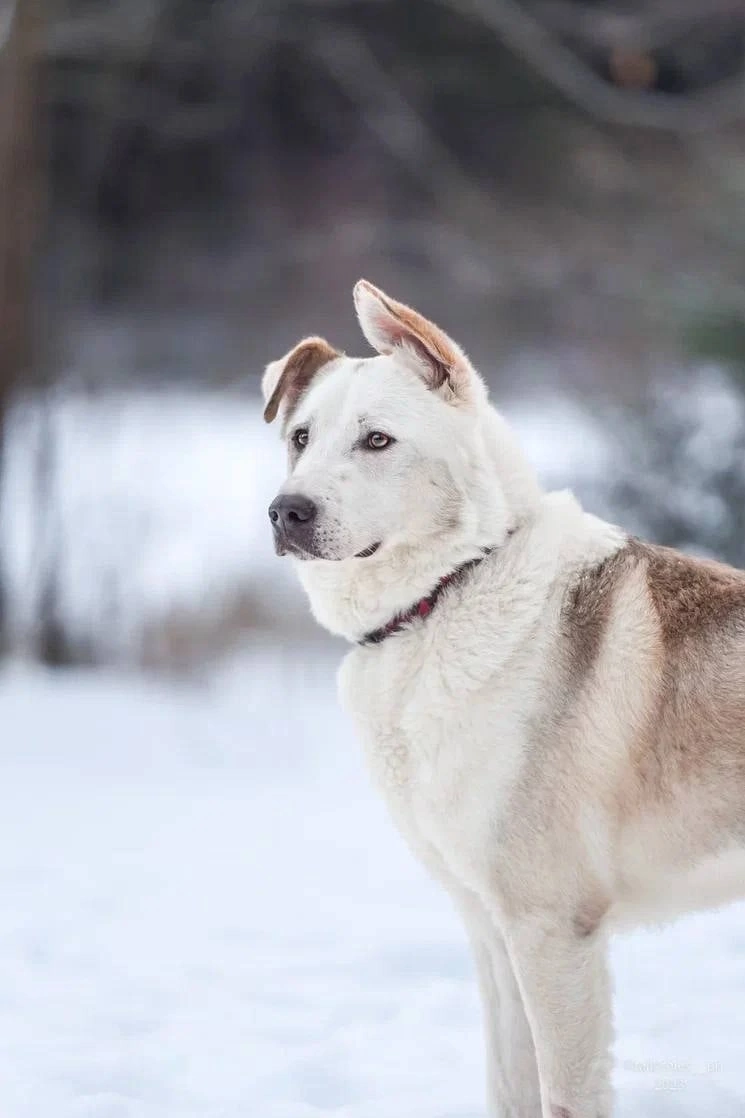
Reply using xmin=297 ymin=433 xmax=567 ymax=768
xmin=502 ymin=914 xmax=613 ymax=1118
xmin=458 ymin=894 xmax=542 ymax=1117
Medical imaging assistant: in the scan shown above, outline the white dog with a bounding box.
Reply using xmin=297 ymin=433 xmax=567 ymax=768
xmin=263 ymin=280 xmax=745 ymax=1118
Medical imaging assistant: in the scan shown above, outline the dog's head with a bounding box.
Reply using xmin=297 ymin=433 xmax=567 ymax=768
xmin=263 ymin=282 xmax=540 ymax=635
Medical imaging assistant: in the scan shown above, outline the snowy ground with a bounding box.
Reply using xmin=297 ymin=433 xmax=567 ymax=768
xmin=2 ymin=650 xmax=744 ymax=1118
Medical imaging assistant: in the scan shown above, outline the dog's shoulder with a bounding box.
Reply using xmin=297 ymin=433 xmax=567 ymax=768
xmin=632 ymin=540 xmax=745 ymax=642
xmin=564 ymin=536 xmax=745 ymax=659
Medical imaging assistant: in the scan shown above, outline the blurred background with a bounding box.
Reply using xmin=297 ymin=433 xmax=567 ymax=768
xmin=3 ymin=4 xmax=745 ymax=1117
xmin=3 ymin=0 xmax=745 ymax=668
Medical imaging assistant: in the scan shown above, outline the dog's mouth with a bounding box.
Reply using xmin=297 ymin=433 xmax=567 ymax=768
xmin=280 ymin=540 xmax=318 ymax=560
xmin=281 ymin=541 xmax=381 ymax=561
xmin=354 ymin=542 xmax=381 ymax=559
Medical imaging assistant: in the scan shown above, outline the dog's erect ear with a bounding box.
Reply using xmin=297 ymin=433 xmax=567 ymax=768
xmin=262 ymin=336 xmax=341 ymax=424
xmin=353 ymin=279 xmax=479 ymax=403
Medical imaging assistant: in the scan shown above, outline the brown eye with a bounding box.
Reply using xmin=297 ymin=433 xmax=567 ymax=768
xmin=367 ymin=431 xmax=392 ymax=450
xmin=293 ymin=428 xmax=309 ymax=450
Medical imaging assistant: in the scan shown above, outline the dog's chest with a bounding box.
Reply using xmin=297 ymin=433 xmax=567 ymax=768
xmin=338 ymin=631 xmax=532 ymax=880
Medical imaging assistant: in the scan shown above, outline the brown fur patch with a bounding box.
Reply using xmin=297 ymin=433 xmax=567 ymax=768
xmin=550 ymin=1106 xmax=573 ymax=1118
xmin=263 ymin=337 xmax=340 ymax=424
xmin=564 ymin=539 xmax=745 ymax=841
xmin=562 ymin=547 xmax=632 ymax=679
xmin=631 ymin=540 xmax=745 ymax=642
xmin=563 ymin=538 xmax=745 ymax=832
xmin=563 ymin=539 xmax=745 ymax=678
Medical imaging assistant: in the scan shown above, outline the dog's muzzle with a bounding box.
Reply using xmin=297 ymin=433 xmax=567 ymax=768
xmin=268 ymin=493 xmax=318 ymax=556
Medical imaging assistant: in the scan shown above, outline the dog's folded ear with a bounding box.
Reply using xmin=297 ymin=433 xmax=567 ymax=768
xmin=262 ymin=337 xmax=341 ymax=424
xmin=353 ymin=279 xmax=482 ymax=404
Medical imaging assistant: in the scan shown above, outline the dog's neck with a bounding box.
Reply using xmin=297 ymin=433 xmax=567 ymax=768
xmin=295 ymin=531 xmax=509 ymax=643
xmin=358 ymin=548 xmax=497 ymax=646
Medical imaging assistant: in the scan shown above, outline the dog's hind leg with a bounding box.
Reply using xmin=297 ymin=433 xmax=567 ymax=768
xmin=458 ymin=894 xmax=542 ymax=1118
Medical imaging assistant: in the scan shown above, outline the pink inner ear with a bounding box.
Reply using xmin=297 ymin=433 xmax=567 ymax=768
xmin=356 ymin=281 xmax=465 ymax=393
xmin=370 ymin=304 xmax=457 ymax=368
xmin=368 ymin=308 xmax=406 ymax=353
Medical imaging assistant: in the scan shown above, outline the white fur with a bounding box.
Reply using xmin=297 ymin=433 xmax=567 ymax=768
xmin=264 ymin=286 xmax=745 ymax=1118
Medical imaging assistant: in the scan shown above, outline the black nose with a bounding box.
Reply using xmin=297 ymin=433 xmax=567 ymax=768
xmin=268 ymin=494 xmax=317 ymax=535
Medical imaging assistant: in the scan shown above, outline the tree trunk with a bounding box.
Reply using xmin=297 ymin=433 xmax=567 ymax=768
xmin=0 ymin=0 xmax=41 ymax=651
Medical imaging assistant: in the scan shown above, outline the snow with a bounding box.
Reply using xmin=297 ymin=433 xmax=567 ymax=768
xmin=1 ymin=651 xmax=744 ymax=1118
xmin=0 ymin=392 xmax=301 ymax=660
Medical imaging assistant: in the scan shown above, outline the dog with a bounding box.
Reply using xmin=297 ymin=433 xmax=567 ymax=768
xmin=263 ymin=280 xmax=745 ymax=1118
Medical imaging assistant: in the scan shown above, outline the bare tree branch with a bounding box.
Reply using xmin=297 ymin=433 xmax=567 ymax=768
xmin=448 ymin=0 xmax=745 ymax=132
xmin=307 ymin=28 xmax=502 ymax=237
xmin=529 ymin=0 xmax=745 ymax=52
xmin=43 ymin=0 xmax=270 ymax=61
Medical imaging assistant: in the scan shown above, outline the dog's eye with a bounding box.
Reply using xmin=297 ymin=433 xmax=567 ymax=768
xmin=366 ymin=431 xmax=392 ymax=450
xmin=292 ymin=428 xmax=309 ymax=451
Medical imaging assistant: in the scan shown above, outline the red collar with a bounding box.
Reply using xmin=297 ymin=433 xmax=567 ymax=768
xmin=359 ymin=551 xmax=491 ymax=646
